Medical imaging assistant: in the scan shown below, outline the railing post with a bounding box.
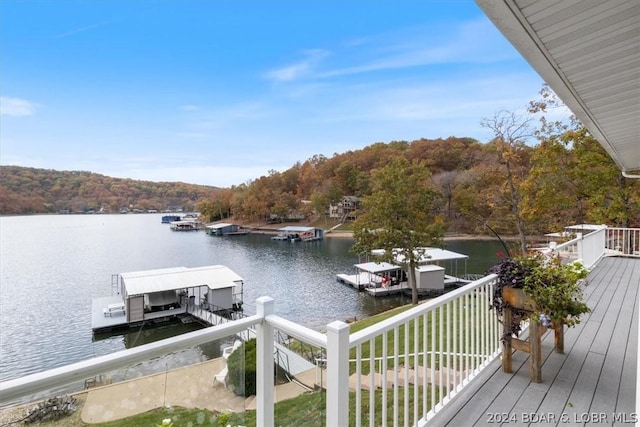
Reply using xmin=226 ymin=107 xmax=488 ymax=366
xmin=256 ymin=296 xmax=275 ymax=427
xmin=326 ymin=320 xmax=350 ymax=426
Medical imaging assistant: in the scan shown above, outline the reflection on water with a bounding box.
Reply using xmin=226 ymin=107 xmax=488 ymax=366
xmin=0 ymin=214 xmax=508 ymax=385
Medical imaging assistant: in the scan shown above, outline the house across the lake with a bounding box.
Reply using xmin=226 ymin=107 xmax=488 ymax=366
xmin=91 ymin=265 xmax=244 ymax=333
xmin=329 ymin=196 xmax=361 ymax=222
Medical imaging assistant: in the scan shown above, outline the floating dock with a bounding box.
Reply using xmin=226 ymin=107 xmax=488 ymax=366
xmin=91 ymin=265 xmax=244 ymax=334
xmin=337 ymin=247 xmax=471 ymax=297
xmin=336 ymin=262 xmax=402 ymax=291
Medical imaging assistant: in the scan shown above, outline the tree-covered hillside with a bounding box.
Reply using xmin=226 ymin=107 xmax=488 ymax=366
xmin=196 ymin=86 xmax=640 ymax=238
xmin=197 ymin=132 xmax=639 ymax=237
xmin=3 ymin=87 xmax=639 ymax=239
xmin=0 ymin=166 xmax=218 ymax=214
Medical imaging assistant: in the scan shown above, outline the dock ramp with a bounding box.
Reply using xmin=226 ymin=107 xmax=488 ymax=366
xmin=274 ymin=342 xmax=316 ymax=376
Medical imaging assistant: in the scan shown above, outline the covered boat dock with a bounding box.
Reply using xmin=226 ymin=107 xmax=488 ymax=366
xmin=271 ymin=226 xmax=324 ymax=242
xmin=373 ymin=247 xmax=469 ymax=280
xmin=91 ymin=265 xmax=244 ymax=333
xmin=337 ymin=261 xmax=405 ymax=292
xmin=205 ymin=222 xmax=247 ymax=236
xmin=338 ymin=247 xmax=470 ymax=297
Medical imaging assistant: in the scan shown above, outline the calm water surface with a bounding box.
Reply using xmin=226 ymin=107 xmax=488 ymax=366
xmin=0 ymin=214 xmax=508 ymax=386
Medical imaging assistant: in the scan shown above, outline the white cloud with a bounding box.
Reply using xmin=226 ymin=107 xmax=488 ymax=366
xmin=54 ymin=21 xmax=110 ymax=39
xmin=0 ymin=97 xmax=38 ymax=117
xmin=180 ymin=105 xmax=199 ymax=111
xmin=265 ymin=49 xmax=331 ymax=82
xmin=270 ymin=18 xmax=518 ymax=81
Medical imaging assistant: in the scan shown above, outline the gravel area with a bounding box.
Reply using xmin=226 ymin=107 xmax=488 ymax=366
xmin=0 ymin=394 xmax=87 ymax=427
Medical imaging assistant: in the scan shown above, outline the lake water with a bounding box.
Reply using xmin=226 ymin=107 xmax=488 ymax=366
xmin=0 ymin=214 xmax=509 ymax=387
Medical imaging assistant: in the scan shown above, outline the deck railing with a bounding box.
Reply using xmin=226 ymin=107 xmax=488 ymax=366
xmin=0 ymin=276 xmax=501 ymax=426
xmin=605 ymin=227 xmax=640 ymax=258
xmin=344 ymin=274 xmax=501 ymax=427
xmin=1 ymin=226 xmax=635 ymax=426
xmin=553 ymin=225 xmax=607 ymax=269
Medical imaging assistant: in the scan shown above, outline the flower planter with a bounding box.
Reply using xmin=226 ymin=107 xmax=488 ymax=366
xmin=502 ymin=287 xmax=536 ymax=311
xmin=501 ymin=287 xmax=564 ymax=383
xmin=491 ymin=255 xmax=590 ymax=383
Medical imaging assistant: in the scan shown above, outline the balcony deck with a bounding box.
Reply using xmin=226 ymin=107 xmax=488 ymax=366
xmin=432 ymin=256 xmax=639 ymax=426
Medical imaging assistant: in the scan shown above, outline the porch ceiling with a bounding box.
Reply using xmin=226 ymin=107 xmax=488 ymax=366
xmin=475 ymin=0 xmax=640 ymax=176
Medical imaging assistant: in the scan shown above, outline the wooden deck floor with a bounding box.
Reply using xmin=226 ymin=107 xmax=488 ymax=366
xmin=432 ymin=256 xmax=639 ymax=426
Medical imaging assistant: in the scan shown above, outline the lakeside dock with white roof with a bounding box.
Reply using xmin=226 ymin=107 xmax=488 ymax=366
xmin=91 ymin=265 xmax=244 ymax=334
xmin=271 ymin=226 xmax=324 ymax=242
xmin=337 ymin=247 xmax=471 ymax=297
xmin=337 ymin=261 xmax=403 ymax=291
xmin=205 ymin=222 xmax=247 ymax=236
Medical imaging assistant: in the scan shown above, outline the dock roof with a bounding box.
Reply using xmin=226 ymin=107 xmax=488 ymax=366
xmin=121 ymin=265 xmax=243 ymax=296
xmin=278 ymin=226 xmax=316 ymax=232
xmin=372 ymin=247 xmax=468 ymax=263
xmin=354 ymin=261 xmax=401 ymax=274
xmin=206 ymin=222 xmax=235 ymax=229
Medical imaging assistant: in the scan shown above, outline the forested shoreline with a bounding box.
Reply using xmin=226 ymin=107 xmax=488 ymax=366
xmin=2 ymin=89 xmax=639 ymax=237
xmin=0 ymin=167 xmax=217 ymax=215
xmin=2 ymin=128 xmax=638 ymax=237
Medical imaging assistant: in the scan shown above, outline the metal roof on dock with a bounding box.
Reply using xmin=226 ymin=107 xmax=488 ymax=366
xmin=206 ymin=222 xmax=236 ymax=229
xmin=277 ymin=226 xmax=317 ymax=232
xmin=372 ymin=247 xmax=469 ymax=263
xmin=353 ymin=261 xmax=401 ymax=273
xmin=121 ymin=265 xmax=243 ymax=296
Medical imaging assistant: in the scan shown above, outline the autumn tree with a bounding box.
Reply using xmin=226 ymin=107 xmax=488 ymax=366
xmin=310 ymin=180 xmax=342 ymax=218
xmin=351 ymin=158 xmax=445 ymax=305
xmin=431 ymin=170 xmax=460 ymax=220
xmin=297 ymin=155 xmax=328 ymax=198
xmin=524 ymin=85 xmax=640 ymax=229
xmin=481 ymin=110 xmax=534 ymax=254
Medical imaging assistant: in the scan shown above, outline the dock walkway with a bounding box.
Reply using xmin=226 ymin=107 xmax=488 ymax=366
xmin=274 ymin=342 xmax=316 ymax=376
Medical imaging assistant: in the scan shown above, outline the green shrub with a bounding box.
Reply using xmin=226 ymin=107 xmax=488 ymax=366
xmin=227 ymin=338 xmax=256 ymax=397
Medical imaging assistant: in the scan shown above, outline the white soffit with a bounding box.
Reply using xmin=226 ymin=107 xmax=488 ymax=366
xmin=475 ymin=0 xmax=640 ymax=176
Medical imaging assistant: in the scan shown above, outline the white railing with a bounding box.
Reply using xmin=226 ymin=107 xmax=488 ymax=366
xmin=4 ymin=227 xmax=636 ymax=425
xmin=345 ymin=274 xmax=500 ymax=427
xmin=0 ymin=277 xmax=501 ymax=426
xmin=0 ymin=314 xmax=261 ymax=405
xmin=553 ymin=225 xmax=607 ymax=269
xmin=605 ymin=227 xmax=640 ymax=258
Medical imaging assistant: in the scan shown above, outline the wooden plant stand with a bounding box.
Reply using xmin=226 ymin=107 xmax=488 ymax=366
xmin=501 ymin=287 xmax=564 ymax=383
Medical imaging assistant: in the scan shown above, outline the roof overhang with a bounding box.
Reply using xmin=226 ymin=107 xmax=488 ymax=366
xmin=475 ymin=0 xmax=640 ymax=177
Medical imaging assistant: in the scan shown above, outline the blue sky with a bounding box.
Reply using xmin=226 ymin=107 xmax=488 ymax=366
xmin=1 ymin=0 xmax=544 ymax=187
